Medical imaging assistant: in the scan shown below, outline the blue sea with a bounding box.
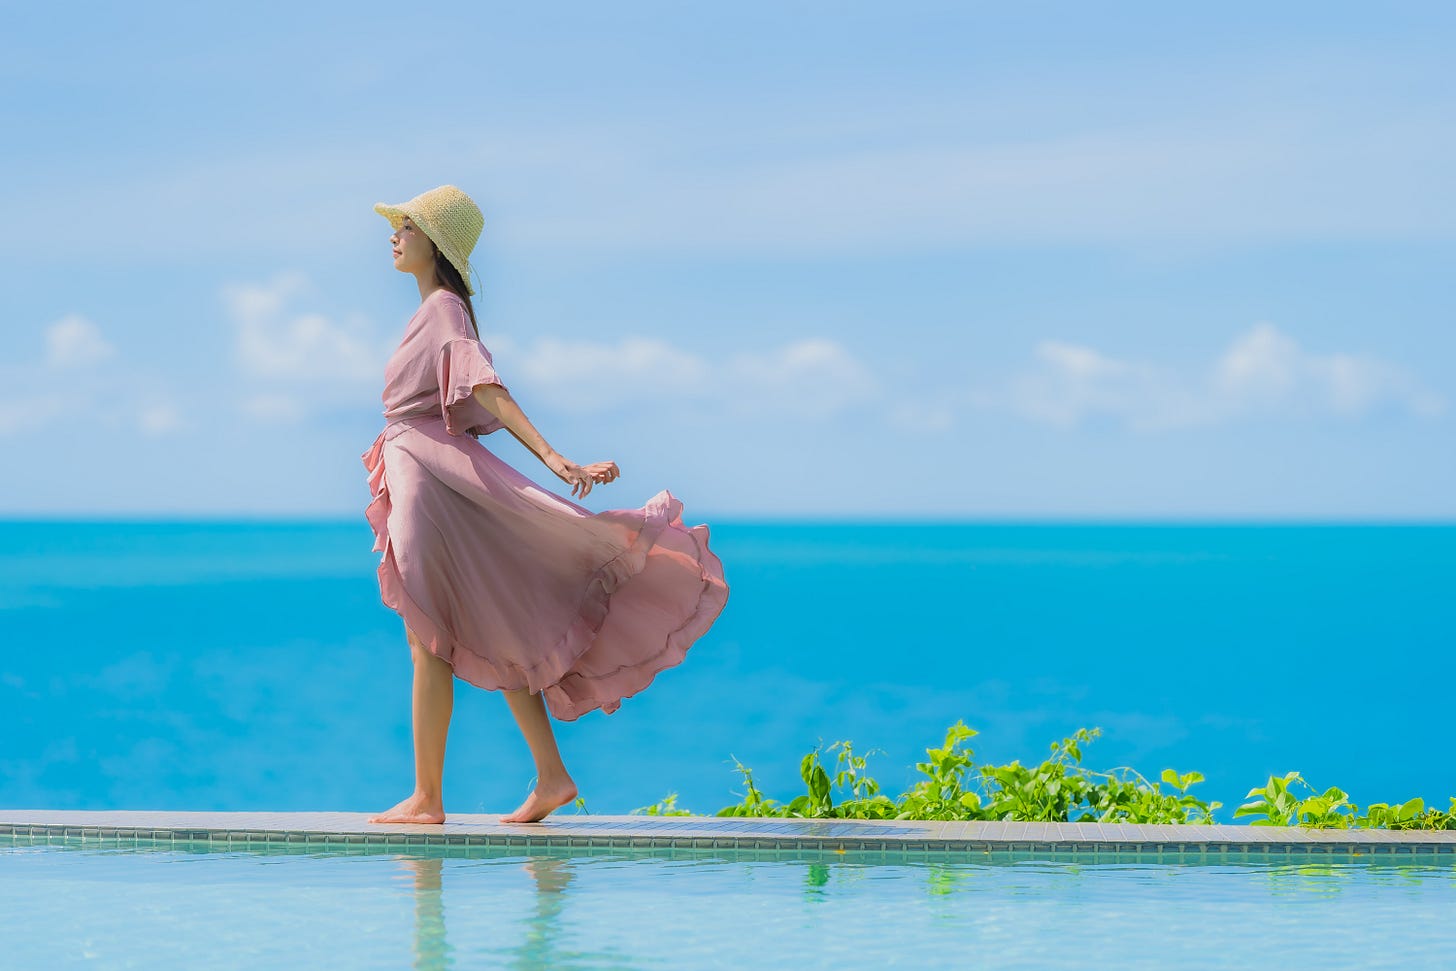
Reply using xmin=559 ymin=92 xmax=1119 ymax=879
xmin=1 ymin=519 xmax=1452 ymax=820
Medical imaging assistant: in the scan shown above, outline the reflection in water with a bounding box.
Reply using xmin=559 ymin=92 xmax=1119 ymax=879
xmin=501 ymin=856 xmax=578 ymax=970
xmin=391 ymin=850 xmax=630 ymax=970
xmin=396 ymin=856 xmax=451 ymax=970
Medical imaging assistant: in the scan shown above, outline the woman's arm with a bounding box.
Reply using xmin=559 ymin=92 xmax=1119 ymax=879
xmin=473 ymin=383 xmax=562 ymax=467
xmin=473 ymin=382 xmax=620 ymax=498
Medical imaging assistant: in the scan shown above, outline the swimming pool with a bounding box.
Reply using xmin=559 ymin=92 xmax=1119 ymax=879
xmin=5 ymin=834 xmax=1455 ymax=969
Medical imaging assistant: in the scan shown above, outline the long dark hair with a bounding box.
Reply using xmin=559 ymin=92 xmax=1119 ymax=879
xmin=432 ymin=247 xmax=480 ymax=339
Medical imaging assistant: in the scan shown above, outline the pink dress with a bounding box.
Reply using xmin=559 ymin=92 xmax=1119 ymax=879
xmin=361 ymin=288 xmax=730 ymax=721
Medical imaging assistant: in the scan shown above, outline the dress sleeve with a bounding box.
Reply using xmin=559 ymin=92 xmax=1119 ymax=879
xmin=437 ymin=337 xmax=509 ymax=437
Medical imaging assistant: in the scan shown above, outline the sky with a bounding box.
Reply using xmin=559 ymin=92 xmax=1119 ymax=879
xmin=2 ymin=1 xmax=1453 ymax=520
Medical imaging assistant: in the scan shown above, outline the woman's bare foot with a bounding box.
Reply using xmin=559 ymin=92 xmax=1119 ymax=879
xmin=499 ymin=776 xmax=578 ymax=823
xmin=368 ymin=791 xmax=446 ymax=824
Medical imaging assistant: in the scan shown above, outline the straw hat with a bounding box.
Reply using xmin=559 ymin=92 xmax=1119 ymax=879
xmin=374 ymin=185 xmax=484 ymax=295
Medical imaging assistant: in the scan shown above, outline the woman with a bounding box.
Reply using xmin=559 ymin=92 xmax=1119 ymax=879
xmin=361 ymin=185 xmax=729 ymax=825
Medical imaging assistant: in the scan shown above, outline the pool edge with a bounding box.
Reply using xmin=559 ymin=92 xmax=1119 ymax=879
xmin=3 ymin=810 xmax=1454 ymax=858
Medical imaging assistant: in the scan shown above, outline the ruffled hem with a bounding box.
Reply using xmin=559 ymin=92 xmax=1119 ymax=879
xmin=360 ymin=429 xmax=730 ymax=722
xmin=534 ymin=490 xmax=730 ymax=721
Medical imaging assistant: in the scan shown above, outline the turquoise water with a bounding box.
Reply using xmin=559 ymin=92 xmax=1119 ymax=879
xmin=4 ymin=837 xmax=1456 ymax=969
xmin=1 ymin=520 xmax=1453 ymax=817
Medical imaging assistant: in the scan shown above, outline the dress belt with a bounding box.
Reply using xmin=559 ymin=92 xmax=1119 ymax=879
xmin=382 ymin=413 xmax=445 ymax=440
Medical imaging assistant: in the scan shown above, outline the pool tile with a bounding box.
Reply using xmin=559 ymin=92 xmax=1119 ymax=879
xmin=6 ymin=810 xmax=1456 ymax=858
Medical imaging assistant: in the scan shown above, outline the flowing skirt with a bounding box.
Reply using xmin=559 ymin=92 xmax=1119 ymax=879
xmin=361 ymin=414 xmax=729 ymax=721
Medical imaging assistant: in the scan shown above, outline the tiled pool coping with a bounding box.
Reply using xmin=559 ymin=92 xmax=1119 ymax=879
xmin=4 ymin=810 xmax=1455 ymax=858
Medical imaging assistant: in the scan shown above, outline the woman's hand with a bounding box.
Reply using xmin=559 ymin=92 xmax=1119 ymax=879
xmin=545 ymin=454 xmax=620 ymax=499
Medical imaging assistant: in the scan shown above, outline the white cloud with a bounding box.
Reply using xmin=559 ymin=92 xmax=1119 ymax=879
xmin=217 ymin=272 xmax=880 ymax=426
xmin=216 ymin=273 xmax=880 ymax=425
xmin=138 ymin=401 xmax=187 ymax=436
xmin=45 ymin=313 xmax=116 ymax=369
xmin=1 ymin=316 xmax=192 ymax=439
xmin=1215 ymin=325 xmax=1446 ymax=419
xmin=491 ymin=334 xmax=713 ymax=414
xmin=224 ymin=272 xmax=388 ymax=384
xmin=722 ymin=338 xmax=883 ymax=421
xmin=490 ymin=332 xmax=881 ymax=421
xmin=995 ymin=340 xmax=1193 ymax=430
xmin=981 ymin=323 xmax=1447 ymax=431
xmin=1214 ymin=324 xmax=1301 ymax=399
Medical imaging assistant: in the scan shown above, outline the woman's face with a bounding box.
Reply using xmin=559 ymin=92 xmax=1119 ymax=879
xmin=390 ymin=216 xmax=439 ymax=276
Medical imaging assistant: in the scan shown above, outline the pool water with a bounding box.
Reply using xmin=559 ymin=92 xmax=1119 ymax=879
xmin=4 ymin=837 xmax=1456 ymax=969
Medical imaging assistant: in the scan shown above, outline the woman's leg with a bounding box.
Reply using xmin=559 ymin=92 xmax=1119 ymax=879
xmin=498 ymin=687 xmax=578 ymax=823
xmin=368 ymin=628 xmax=455 ymax=824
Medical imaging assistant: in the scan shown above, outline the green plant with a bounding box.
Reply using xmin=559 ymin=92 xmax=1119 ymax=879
xmin=657 ymin=722 xmax=1453 ymax=830
xmin=1079 ymin=767 xmax=1222 ymax=824
xmin=715 ymin=755 xmax=787 ymax=817
xmin=827 ymin=740 xmax=899 ymax=819
xmin=897 ymin=721 xmax=981 ymax=820
xmin=629 ymin=792 xmax=694 ymax=816
xmin=1234 ymin=772 xmax=1358 ymax=828
xmin=976 ymin=728 xmax=1099 ymax=822
xmin=1356 ymin=797 xmax=1456 ymax=830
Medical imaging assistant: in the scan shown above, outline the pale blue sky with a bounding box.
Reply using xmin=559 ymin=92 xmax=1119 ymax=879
xmin=2 ymin=1 xmax=1453 ymax=519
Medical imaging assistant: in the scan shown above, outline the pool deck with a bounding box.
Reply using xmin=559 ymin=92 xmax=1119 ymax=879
xmin=4 ymin=809 xmax=1455 ymax=857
